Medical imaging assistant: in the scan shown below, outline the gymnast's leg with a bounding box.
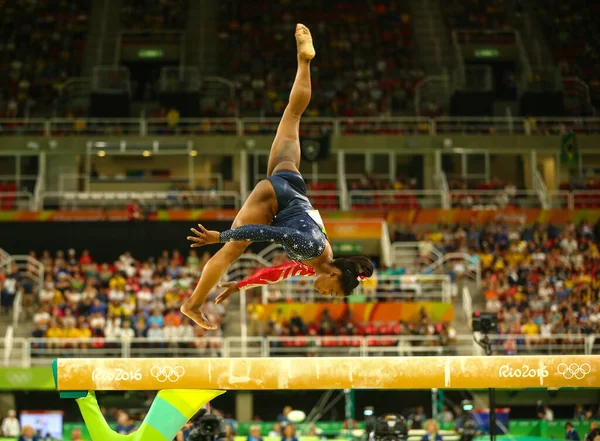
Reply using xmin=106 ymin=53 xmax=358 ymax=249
xmin=266 ymin=23 xmax=315 ymax=176
xmin=181 ymin=24 xmax=315 ymax=330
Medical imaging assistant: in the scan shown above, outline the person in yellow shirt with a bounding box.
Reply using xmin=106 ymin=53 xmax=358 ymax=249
xmin=46 ymin=322 xmax=64 ymax=339
xmin=479 ymin=251 xmax=494 ymax=268
xmin=522 ymin=318 xmax=539 ymax=350
xmin=109 ymin=274 xmax=126 ymax=291
xmin=46 ymin=321 xmax=65 ymax=351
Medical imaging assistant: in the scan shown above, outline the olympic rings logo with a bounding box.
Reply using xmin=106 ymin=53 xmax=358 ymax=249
xmin=556 ymin=363 xmax=592 ymax=380
xmin=150 ymin=366 xmax=185 ymax=383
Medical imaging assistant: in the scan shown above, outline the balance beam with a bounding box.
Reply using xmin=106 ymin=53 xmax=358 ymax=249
xmin=54 ymin=355 xmax=599 ymax=391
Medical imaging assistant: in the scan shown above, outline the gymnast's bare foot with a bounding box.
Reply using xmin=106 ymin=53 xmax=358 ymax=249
xmin=295 ymin=23 xmax=315 ymax=61
xmin=181 ymin=303 xmax=218 ymax=331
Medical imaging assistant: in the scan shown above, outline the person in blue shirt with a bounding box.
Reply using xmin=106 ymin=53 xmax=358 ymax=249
xmin=281 ymin=424 xmax=299 ymax=441
xmin=277 ymin=406 xmax=292 ymax=424
xmin=566 ymin=422 xmax=581 ymax=441
xmin=421 ymin=420 xmax=444 ymax=441
xmin=115 ymin=412 xmax=136 ymax=435
xmin=247 ymin=425 xmax=264 ymax=441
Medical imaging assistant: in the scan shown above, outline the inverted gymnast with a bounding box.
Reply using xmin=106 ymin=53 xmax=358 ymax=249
xmin=182 ymin=24 xmax=373 ymax=329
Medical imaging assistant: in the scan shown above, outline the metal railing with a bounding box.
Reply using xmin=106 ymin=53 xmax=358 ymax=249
xmin=349 ymin=190 xmax=444 ymax=210
xmin=426 ymin=253 xmax=481 ymax=287
xmin=391 ymin=242 xmax=443 ymax=273
xmin=449 ymin=190 xmax=544 ymax=209
xmin=0 ymin=192 xmax=34 ymax=211
xmin=4 ymin=334 xmax=594 ymax=366
xmin=40 ymin=190 xmax=242 ymax=210
xmin=6 ymin=117 xmax=600 ymax=136
xmin=261 ymin=274 xmax=453 ymax=303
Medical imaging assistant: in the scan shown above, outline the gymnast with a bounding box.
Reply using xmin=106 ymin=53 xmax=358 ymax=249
xmin=182 ymin=24 xmax=373 ymax=329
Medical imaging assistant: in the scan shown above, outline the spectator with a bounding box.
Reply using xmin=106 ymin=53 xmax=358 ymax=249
xmin=2 ymin=410 xmax=20 ymax=438
xmin=567 ymin=422 xmax=581 ymax=441
xmin=269 ymin=423 xmax=282 ymax=438
xmin=412 ymin=406 xmax=427 ymax=429
xmin=586 ymin=422 xmax=599 ymax=441
xmin=277 ymin=406 xmax=292 ymax=424
xmin=115 ymin=412 xmax=136 ymax=435
xmin=247 ymin=425 xmax=264 ymax=441
xmin=422 ymin=420 xmax=443 ymax=441
xmin=442 ymin=405 xmax=455 ymax=423
xmin=71 ymin=428 xmax=83 ymax=441
xmin=147 ymin=322 xmax=164 ymax=341
xmin=539 ymin=405 xmax=554 ymax=421
xmin=575 ymin=406 xmax=588 ymax=421
xmin=17 ymin=425 xmax=39 ymax=441
xmin=281 ymin=424 xmax=298 ymax=441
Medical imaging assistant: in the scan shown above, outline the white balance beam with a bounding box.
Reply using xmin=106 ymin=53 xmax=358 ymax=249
xmin=54 ymin=355 xmax=599 ymax=391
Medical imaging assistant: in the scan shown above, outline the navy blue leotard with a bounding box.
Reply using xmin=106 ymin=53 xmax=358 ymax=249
xmin=219 ymin=170 xmax=327 ymax=261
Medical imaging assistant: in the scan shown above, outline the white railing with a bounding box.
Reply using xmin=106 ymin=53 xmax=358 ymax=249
xmin=3 ymin=327 xmax=13 ymax=367
xmin=0 ymin=254 xmax=44 ymax=309
xmin=261 ymin=274 xmax=453 ymax=303
xmin=41 ymin=190 xmax=242 ymax=210
xmin=391 ymin=242 xmax=443 ymax=273
xmin=426 ymin=252 xmax=482 ymax=288
xmin=462 ymin=286 xmax=473 ymax=327
xmin=349 ymin=190 xmax=444 ymax=210
xmin=449 ymin=190 xmax=543 ymax=209
xmin=12 ymin=290 xmax=22 ymax=327
xmin=5 ymin=117 xmax=600 ymax=136
xmin=0 ymin=192 xmax=35 ymax=211
xmin=533 ymin=170 xmax=549 ymax=209
xmin=4 ymin=333 xmax=593 ymax=366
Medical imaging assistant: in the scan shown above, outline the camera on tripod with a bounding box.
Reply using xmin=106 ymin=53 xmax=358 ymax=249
xmin=471 ymin=312 xmax=498 ymax=334
xmin=373 ymin=414 xmax=408 ymax=441
xmin=188 ymin=412 xmax=227 ymax=441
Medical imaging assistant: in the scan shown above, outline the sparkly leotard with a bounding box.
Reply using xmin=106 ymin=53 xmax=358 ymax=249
xmin=219 ymin=170 xmax=327 ymax=262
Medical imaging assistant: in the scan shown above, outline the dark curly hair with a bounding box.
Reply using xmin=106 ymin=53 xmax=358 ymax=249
xmin=331 ymin=255 xmax=374 ymax=295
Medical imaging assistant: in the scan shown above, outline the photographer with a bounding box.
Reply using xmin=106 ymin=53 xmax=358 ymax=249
xmin=455 ymin=401 xmax=478 ymax=441
xmin=369 ymin=413 xmax=408 ymax=441
xmin=187 ymin=410 xmax=227 ymax=441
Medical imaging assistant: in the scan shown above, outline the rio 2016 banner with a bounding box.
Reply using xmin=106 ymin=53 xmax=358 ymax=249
xmin=55 ymin=355 xmax=600 ymax=391
xmin=254 ymin=302 xmax=454 ymax=323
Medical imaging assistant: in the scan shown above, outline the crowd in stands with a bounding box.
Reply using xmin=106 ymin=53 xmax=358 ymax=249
xmin=9 ymin=249 xmax=227 ymax=351
xmin=392 ymin=220 xmax=600 ymax=352
xmin=0 ymin=0 xmax=89 ymax=117
xmin=217 ymin=0 xmax=423 ymax=117
xmin=442 ymin=0 xmax=510 ymax=32
xmin=535 ymin=0 xmax=600 ymax=102
xmin=448 ymin=178 xmax=519 ymax=209
xmin=121 ymin=0 xmax=187 ymax=30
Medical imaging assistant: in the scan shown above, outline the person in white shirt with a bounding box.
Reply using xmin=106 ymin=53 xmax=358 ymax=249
xmin=2 ymin=410 xmax=20 ymax=437
xmin=139 ymin=263 xmax=154 ymax=284
xmin=147 ymin=323 xmax=164 ymax=341
xmin=119 ymin=321 xmax=135 ymax=340
xmin=163 ymin=324 xmax=179 ymax=342
xmin=179 ymin=320 xmax=195 ymax=341
xmin=137 ymin=287 xmax=153 ymax=304
xmin=33 ymin=306 xmax=51 ymax=331
xmin=109 ymin=289 xmax=125 ymax=303
xmin=486 ymin=296 xmax=502 ymax=313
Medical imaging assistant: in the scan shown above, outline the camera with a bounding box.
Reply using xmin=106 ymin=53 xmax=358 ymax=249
xmin=373 ymin=414 xmax=408 ymax=441
xmin=471 ymin=312 xmax=498 ymax=334
xmin=457 ymin=400 xmax=478 ymax=441
xmin=188 ymin=413 xmax=227 ymax=441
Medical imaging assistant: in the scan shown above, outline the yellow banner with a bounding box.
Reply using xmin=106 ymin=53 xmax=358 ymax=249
xmin=56 ymin=355 xmax=599 ymax=391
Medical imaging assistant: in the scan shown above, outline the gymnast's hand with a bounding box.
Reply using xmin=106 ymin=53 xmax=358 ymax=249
xmin=215 ymin=282 xmax=239 ymax=304
xmin=187 ymin=224 xmax=220 ymax=247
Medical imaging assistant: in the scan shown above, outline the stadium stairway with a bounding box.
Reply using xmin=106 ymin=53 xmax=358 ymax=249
xmin=82 ymin=0 xmax=124 ymax=76
xmin=409 ymin=0 xmax=454 ymax=111
xmin=186 ymin=0 xmax=219 ymax=75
